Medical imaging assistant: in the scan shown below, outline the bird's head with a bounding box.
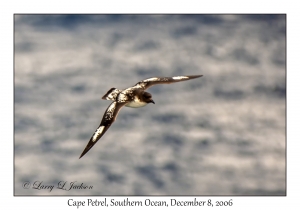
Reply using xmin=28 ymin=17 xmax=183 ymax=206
xmin=143 ymin=92 xmax=155 ymax=104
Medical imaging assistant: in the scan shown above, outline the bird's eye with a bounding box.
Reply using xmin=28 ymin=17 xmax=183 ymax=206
xmin=144 ymin=93 xmax=151 ymax=98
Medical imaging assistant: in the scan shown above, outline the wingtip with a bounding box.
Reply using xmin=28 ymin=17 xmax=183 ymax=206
xmin=79 ymin=146 xmax=90 ymax=159
xmin=79 ymin=131 xmax=103 ymax=159
xmin=187 ymin=75 xmax=203 ymax=79
xmin=79 ymin=152 xmax=85 ymax=159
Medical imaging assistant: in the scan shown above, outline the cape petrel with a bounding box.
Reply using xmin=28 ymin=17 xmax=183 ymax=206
xmin=79 ymin=75 xmax=203 ymax=158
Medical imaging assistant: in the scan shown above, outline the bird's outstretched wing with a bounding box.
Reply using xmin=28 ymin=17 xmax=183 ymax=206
xmin=134 ymin=75 xmax=203 ymax=90
xmin=79 ymin=101 xmax=127 ymax=159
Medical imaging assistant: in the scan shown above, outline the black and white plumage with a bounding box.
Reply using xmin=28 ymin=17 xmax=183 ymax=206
xmin=79 ymin=75 xmax=203 ymax=158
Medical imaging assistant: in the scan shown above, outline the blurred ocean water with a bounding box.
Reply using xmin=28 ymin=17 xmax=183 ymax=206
xmin=14 ymin=14 xmax=286 ymax=195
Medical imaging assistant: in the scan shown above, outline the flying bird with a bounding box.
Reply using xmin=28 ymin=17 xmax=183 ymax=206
xmin=79 ymin=75 xmax=203 ymax=158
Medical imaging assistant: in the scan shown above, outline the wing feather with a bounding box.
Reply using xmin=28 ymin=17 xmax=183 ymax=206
xmin=79 ymin=101 xmax=127 ymax=158
xmin=134 ymin=75 xmax=202 ymax=90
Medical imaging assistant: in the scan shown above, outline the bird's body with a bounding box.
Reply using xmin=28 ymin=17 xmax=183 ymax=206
xmin=125 ymin=99 xmax=148 ymax=108
xmin=79 ymin=75 xmax=203 ymax=159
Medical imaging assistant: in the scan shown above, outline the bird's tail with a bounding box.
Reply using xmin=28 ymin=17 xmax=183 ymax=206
xmin=102 ymin=88 xmax=121 ymax=101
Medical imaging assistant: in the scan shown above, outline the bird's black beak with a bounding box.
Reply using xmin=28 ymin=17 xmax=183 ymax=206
xmin=150 ymin=99 xmax=155 ymax=104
